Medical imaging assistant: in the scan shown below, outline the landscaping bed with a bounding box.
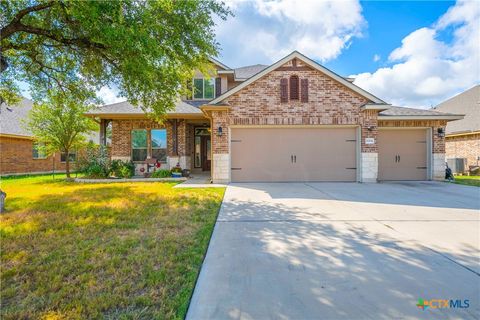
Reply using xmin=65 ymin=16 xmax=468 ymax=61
xmin=0 ymin=175 xmax=225 ymax=319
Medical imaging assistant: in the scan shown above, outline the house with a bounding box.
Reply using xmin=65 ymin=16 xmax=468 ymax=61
xmin=85 ymin=51 xmax=463 ymax=183
xmin=434 ymin=85 xmax=480 ymax=170
xmin=0 ymin=98 xmax=96 ymax=176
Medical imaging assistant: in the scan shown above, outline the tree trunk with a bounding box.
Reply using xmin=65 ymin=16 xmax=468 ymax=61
xmin=65 ymin=150 xmax=71 ymax=178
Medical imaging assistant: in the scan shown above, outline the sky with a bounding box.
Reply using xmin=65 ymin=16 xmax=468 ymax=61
xmin=22 ymin=0 xmax=479 ymax=109
xmin=214 ymin=0 xmax=479 ymax=108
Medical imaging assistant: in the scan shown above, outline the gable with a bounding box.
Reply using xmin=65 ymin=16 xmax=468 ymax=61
xmin=208 ymin=51 xmax=386 ymax=106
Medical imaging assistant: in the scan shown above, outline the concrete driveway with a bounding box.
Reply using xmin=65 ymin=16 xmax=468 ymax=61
xmin=187 ymin=182 xmax=480 ymax=320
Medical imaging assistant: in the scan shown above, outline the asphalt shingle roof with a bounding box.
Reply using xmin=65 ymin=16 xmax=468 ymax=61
xmin=0 ymin=98 xmax=33 ymax=137
xmin=379 ymin=106 xmax=456 ymax=117
xmin=434 ymin=85 xmax=479 ymax=134
xmin=233 ymin=64 xmax=268 ymax=79
xmin=86 ymin=100 xmax=203 ymax=115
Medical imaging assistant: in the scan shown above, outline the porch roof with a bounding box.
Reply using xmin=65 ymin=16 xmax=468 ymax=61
xmin=85 ymin=100 xmax=205 ymax=119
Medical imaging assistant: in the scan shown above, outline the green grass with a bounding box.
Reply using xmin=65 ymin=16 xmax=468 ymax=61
xmin=0 ymin=175 xmax=225 ymax=319
xmin=453 ymin=175 xmax=480 ymax=187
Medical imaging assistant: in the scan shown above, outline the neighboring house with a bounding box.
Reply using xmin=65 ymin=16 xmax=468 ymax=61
xmin=85 ymin=51 xmax=462 ymax=182
xmin=434 ymin=85 xmax=480 ymax=169
xmin=0 ymin=98 xmax=97 ymax=176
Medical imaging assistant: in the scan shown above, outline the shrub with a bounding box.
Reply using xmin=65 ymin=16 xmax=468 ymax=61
xmin=111 ymin=160 xmax=135 ymax=178
xmin=151 ymin=169 xmax=171 ymax=178
xmin=77 ymin=142 xmax=110 ymax=178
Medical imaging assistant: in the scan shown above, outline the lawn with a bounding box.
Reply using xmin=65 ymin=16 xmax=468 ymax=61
xmin=0 ymin=175 xmax=225 ymax=319
xmin=453 ymin=175 xmax=480 ymax=187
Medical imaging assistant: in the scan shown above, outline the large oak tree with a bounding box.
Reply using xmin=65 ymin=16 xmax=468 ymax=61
xmin=1 ymin=0 xmax=230 ymax=115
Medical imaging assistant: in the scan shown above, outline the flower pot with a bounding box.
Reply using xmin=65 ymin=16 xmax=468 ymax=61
xmin=172 ymin=172 xmax=182 ymax=178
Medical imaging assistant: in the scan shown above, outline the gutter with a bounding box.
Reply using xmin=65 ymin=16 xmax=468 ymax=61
xmin=378 ymin=115 xmax=464 ymax=121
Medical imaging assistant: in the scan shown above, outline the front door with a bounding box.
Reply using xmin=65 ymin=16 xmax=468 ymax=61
xmin=201 ymin=136 xmax=211 ymax=171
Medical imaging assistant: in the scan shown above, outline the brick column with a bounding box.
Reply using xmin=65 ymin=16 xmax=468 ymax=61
xmin=432 ymin=123 xmax=447 ymax=180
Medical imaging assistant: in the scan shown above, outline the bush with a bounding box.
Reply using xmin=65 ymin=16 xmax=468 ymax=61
xmin=151 ymin=169 xmax=171 ymax=178
xmin=77 ymin=143 xmax=110 ymax=178
xmin=111 ymin=160 xmax=135 ymax=178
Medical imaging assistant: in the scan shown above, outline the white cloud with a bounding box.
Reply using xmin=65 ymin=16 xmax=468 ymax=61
xmin=97 ymin=86 xmax=123 ymax=105
xmin=352 ymin=0 xmax=480 ymax=108
xmin=216 ymin=0 xmax=365 ymax=65
xmin=373 ymin=54 xmax=380 ymax=62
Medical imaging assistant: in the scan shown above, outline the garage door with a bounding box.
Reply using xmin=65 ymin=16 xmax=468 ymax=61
xmin=231 ymin=127 xmax=357 ymax=182
xmin=378 ymin=129 xmax=428 ymax=181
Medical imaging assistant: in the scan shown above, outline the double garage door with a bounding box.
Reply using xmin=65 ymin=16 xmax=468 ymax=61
xmin=230 ymin=127 xmax=429 ymax=182
xmin=231 ymin=127 xmax=357 ymax=182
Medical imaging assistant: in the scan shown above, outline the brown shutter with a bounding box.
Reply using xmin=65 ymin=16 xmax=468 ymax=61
xmin=301 ymin=78 xmax=309 ymax=102
xmin=280 ymin=78 xmax=288 ymax=103
xmin=187 ymin=80 xmax=193 ymax=100
xmin=215 ymin=77 xmax=221 ymax=98
xmin=289 ymin=75 xmax=299 ymax=100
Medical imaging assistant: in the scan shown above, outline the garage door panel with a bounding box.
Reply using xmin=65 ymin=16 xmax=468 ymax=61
xmin=231 ymin=127 xmax=357 ymax=182
xmin=378 ymin=129 xmax=427 ymax=181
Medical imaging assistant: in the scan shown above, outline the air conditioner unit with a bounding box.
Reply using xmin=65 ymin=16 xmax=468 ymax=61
xmin=447 ymin=158 xmax=467 ymax=174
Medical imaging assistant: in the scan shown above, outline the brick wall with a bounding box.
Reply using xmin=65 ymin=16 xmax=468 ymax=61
xmin=220 ymin=59 xmax=376 ymax=153
xmin=378 ymin=120 xmax=447 ymax=153
xmin=110 ymin=119 xmax=191 ymax=159
xmin=0 ymin=137 xmax=67 ymax=175
xmin=446 ymin=133 xmax=480 ymax=167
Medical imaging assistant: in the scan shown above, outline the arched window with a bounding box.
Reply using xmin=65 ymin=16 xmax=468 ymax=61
xmin=289 ymin=75 xmax=299 ymax=100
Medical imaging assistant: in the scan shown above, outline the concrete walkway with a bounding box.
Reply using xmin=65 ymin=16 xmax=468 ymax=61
xmin=187 ymin=182 xmax=480 ymax=319
xmin=174 ymin=172 xmax=226 ymax=188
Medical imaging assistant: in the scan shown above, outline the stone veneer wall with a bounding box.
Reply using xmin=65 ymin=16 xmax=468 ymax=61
xmin=210 ymin=58 xmax=377 ymax=183
xmin=445 ymin=133 xmax=480 ymax=168
xmin=0 ymin=136 xmax=67 ymax=175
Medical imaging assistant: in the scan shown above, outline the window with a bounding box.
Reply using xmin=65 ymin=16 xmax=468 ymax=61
xmin=61 ymin=151 xmax=76 ymax=162
xmin=32 ymin=142 xmax=47 ymax=159
xmin=151 ymin=129 xmax=167 ymax=163
xmin=289 ymin=75 xmax=299 ymax=100
xmin=132 ymin=129 xmax=147 ymax=161
xmin=193 ymin=78 xmax=215 ymax=100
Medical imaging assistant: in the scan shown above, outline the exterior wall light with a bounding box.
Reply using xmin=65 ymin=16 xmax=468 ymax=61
xmin=437 ymin=128 xmax=445 ymax=137
xmin=367 ymin=126 xmax=375 ymax=131
xmin=217 ymin=126 xmax=223 ymax=136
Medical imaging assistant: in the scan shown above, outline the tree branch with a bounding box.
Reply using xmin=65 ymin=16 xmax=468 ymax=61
xmin=0 ymin=1 xmax=55 ymax=40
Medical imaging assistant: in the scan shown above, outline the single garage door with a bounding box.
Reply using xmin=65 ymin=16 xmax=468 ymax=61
xmin=378 ymin=129 xmax=428 ymax=181
xmin=231 ymin=127 xmax=357 ymax=182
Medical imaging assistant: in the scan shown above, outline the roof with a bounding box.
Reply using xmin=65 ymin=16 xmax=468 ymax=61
xmin=85 ymin=100 xmax=203 ymax=117
xmin=434 ymin=85 xmax=480 ymax=134
xmin=207 ymin=51 xmax=387 ymax=106
xmin=378 ymin=106 xmax=464 ymax=120
xmin=233 ymin=64 xmax=268 ymax=80
xmin=0 ymin=98 xmax=34 ymax=138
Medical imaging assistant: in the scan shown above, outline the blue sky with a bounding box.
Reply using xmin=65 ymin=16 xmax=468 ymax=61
xmin=214 ymin=0 xmax=479 ymax=108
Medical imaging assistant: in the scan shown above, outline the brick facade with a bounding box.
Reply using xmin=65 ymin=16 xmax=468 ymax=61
xmin=445 ymin=133 xmax=480 ymax=167
xmin=0 ymin=136 xmax=67 ymax=175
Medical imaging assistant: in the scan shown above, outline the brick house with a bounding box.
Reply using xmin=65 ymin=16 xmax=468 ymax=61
xmin=434 ymin=85 xmax=480 ymax=170
xmin=86 ymin=51 xmax=463 ymax=183
xmin=0 ymin=98 xmax=96 ymax=176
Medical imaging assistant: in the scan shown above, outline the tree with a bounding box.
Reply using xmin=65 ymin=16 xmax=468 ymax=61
xmin=25 ymin=91 xmax=98 ymax=178
xmin=1 ymin=0 xmax=230 ymax=116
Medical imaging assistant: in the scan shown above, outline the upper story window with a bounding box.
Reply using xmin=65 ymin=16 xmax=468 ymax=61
xmin=289 ymin=75 xmax=299 ymax=100
xmin=32 ymin=142 xmax=47 ymax=159
xmin=193 ymin=78 xmax=215 ymax=100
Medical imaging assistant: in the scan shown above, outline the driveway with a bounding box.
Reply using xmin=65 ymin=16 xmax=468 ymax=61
xmin=187 ymin=182 xmax=480 ymax=320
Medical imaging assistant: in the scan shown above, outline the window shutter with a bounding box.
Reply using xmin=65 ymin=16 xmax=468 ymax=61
xmin=301 ymin=78 xmax=309 ymax=102
xmin=289 ymin=75 xmax=299 ymax=100
xmin=187 ymin=80 xmax=193 ymax=100
xmin=280 ymin=78 xmax=288 ymax=103
xmin=215 ymin=77 xmax=222 ymax=98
